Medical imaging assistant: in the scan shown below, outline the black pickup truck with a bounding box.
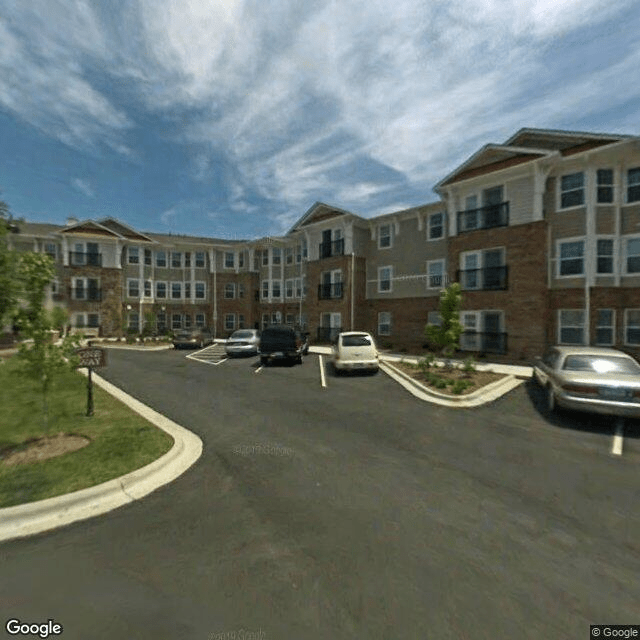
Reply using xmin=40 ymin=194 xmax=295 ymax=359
xmin=259 ymin=325 xmax=309 ymax=365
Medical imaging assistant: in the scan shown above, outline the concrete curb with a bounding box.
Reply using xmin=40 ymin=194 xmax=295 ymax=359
xmin=380 ymin=360 xmax=525 ymax=407
xmin=0 ymin=371 xmax=203 ymax=544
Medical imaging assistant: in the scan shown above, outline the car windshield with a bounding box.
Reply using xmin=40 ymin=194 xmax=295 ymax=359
xmin=342 ymin=335 xmax=372 ymax=347
xmin=562 ymin=355 xmax=640 ymax=375
xmin=231 ymin=331 xmax=254 ymax=339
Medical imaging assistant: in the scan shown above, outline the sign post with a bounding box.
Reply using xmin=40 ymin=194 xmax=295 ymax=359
xmin=75 ymin=347 xmax=106 ymax=417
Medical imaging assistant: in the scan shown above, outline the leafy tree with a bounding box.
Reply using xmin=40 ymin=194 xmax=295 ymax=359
xmin=15 ymin=253 xmax=81 ymax=431
xmin=0 ymin=199 xmax=20 ymax=328
xmin=425 ymin=282 xmax=464 ymax=368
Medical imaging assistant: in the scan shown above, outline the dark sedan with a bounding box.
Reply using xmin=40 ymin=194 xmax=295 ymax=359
xmin=172 ymin=327 xmax=214 ymax=349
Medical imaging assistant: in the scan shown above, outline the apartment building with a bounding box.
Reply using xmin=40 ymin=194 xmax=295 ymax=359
xmin=8 ymin=128 xmax=640 ymax=363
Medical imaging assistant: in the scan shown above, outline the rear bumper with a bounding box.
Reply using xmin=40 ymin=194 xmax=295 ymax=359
xmin=556 ymin=392 xmax=640 ymax=418
xmin=226 ymin=345 xmax=258 ymax=355
xmin=334 ymin=359 xmax=379 ymax=371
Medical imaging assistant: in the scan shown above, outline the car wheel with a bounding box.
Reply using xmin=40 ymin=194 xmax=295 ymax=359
xmin=297 ymin=354 xmax=303 ymax=365
xmin=546 ymin=384 xmax=555 ymax=413
xmin=260 ymin=356 xmax=268 ymax=366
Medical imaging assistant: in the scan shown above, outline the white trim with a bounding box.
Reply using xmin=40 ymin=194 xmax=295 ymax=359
xmin=155 ymin=281 xmax=168 ymax=299
xmin=556 ymin=170 xmax=586 ymax=211
xmin=427 ymin=211 xmax=445 ymax=241
xmin=426 ymin=259 xmax=446 ymax=290
xmin=595 ymin=308 xmax=616 ymax=346
xmin=378 ymin=223 xmax=393 ymax=249
xmin=126 ymin=278 xmax=140 ymax=299
xmin=595 ymin=235 xmax=616 ymax=276
xmin=557 ymin=309 xmax=586 ymax=345
xmin=224 ymin=282 xmax=236 ymax=299
xmin=622 ymin=234 xmax=640 ymax=276
xmin=624 ymin=165 xmax=640 ymax=204
xmin=377 ymin=265 xmax=393 ymax=293
xmin=624 ymin=308 xmax=640 ymax=346
xmin=555 ymin=236 xmax=586 ymax=278
xmin=377 ymin=311 xmax=391 ymax=336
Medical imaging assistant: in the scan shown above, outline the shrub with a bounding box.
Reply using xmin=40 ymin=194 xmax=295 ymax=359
xmin=462 ymin=356 xmax=477 ymax=374
xmin=451 ymin=379 xmax=470 ymax=394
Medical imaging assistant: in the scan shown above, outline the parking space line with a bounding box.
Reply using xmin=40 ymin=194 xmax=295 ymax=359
xmin=255 ymin=366 xmax=263 ymax=374
xmin=612 ymin=417 xmax=624 ymax=456
xmin=319 ymin=355 xmax=327 ymax=389
xmin=212 ymin=358 xmax=228 ymax=366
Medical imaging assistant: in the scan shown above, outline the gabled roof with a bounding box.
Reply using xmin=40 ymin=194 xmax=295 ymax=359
xmin=97 ymin=217 xmax=154 ymax=242
xmin=59 ymin=219 xmax=125 ymax=238
xmin=504 ymin=128 xmax=633 ymax=152
xmin=435 ymin=144 xmax=554 ymax=189
xmin=287 ymin=202 xmax=363 ymax=234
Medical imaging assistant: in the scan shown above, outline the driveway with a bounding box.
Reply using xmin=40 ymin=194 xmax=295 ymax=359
xmin=1 ymin=348 xmax=639 ymax=639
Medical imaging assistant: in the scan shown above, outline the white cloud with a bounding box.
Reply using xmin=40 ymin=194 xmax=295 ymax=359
xmin=71 ymin=178 xmax=95 ymax=198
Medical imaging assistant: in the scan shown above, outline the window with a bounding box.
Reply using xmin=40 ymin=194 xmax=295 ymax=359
xmin=262 ymin=250 xmax=269 ymax=266
xmin=224 ymin=252 xmax=235 ymax=268
xmin=271 ymin=311 xmax=281 ymax=324
xmin=195 ymin=313 xmax=205 ymax=328
xmin=224 ymin=283 xmax=236 ymax=299
xmin=144 ymin=280 xmax=152 ymax=297
xmin=427 ymin=311 xmax=442 ymax=326
xmin=286 ymin=314 xmax=294 ymax=325
xmin=73 ymin=278 xmax=85 ymax=300
xmin=172 ymin=314 xmax=182 ymax=330
xmin=128 ymin=246 xmax=139 ymax=264
xmin=272 ymin=280 xmax=281 ymax=298
xmin=624 ymin=309 xmax=640 ymax=345
xmin=195 ymin=251 xmax=206 ymax=268
xmin=184 ymin=282 xmax=191 ymax=299
xmin=171 ymin=282 xmax=182 ymax=299
xmin=262 ymin=313 xmax=269 ymax=329
xmin=272 ymin=248 xmax=281 ymax=265
xmin=238 ymin=284 xmax=244 ymax=298
xmin=224 ymin=314 xmax=235 ymax=331
xmin=87 ymin=313 xmax=99 ymax=328
xmin=185 ymin=252 xmax=191 ymax=267
xmin=184 ymin=314 xmax=191 ymax=329
xmin=559 ymin=309 xmax=585 ymax=345
xmin=156 ymin=251 xmax=167 ymax=268
xmin=171 ymin=252 xmax=182 ymax=268
xmin=156 ymin=282 xmax=167 ymax=298
xmin=302 ymin=239 xmax=308 ymax=260
xmin=427 ymin=260 xmax=445 ymax=289
xmin=378 ymin=312 xmax=391 ymax=336
xmin=45 ymin=243 xmax=57 ymax=259
xmin=560 ymin=172 xmax=585 ymax=208
xmin=296 ymin=245 xmax=302 ymax=263
xmin=285 ymin=247 xmax=293 ymax=264
xmin=144 ymin=249 xmax=152 ymax=266
xmin=428 ymin=212 xmax=444 ymax=240
xmin=238 ymin=314 xmax=245 ymax=329
xmin=596 ymin=309 xmax=615 ymax=346
xmin=627 ymin=167 xmax=640 ymax=203
xmin=238 ymin=252 xmax=245 ymax=268
xmin=157 ymin=313 xmax=166 ymax=332
xmin=50 ymin=279 xmax=59 ymax=295
xmin=295 ymin=278 xmax=302 ymax=298
xmin=597 ymin=169 xmax=614 ymax=203
xmin=73 ymin=278 xmax=100 ymax=300
xmin=558 ymin=239 xmax=584 ymax=276
xmin=128 ymin=279 xmax=140 ymax=298
xmin=285 ymin=279 xmax=294 ymax=298
xmin=128 ymin=313 xmax=139 ymax=331
xmin=74 ymin=313 xmax=85 ymax=328
xmin=378 ymin=224 xmax=392 ymax=249
xmin=625 ymin=237 xmax=640 ymax=274
xmin=195 ymin=282 xmax=205 ymax=299
xmin=462 ymin=195 xmax=478 ymax=231
xmin=597 ymin=238 xmax=614 ymax=274
xmin=378 ymin=266 xmax=392 ymax=293
xmin=262 ymin=280 xmax=269 ymax=299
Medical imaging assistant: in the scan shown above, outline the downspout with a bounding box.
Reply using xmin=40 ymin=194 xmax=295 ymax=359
xmin=351 ymin=251 xmax=355 ymax=331
xmin=212 ymin=250 xmax=217 ymax=338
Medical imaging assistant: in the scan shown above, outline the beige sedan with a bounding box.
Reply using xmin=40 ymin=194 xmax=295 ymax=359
xmin=533 ymin=346 xmax=640 ymax=417
xmin=331 ymin=331 xmax=379 ymax=374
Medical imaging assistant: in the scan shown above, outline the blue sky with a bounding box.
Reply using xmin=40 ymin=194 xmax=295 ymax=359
xmin=1 ymin=0 xmax=639 ymax=239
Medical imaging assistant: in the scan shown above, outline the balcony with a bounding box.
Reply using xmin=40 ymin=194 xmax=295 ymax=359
xmin=460 ymin=331 xmax=507 ymax=354
xmin=318 ymin=282 xmax=344 ymax=299
xmin=318 ymin=238 xmax=344 ymax=259
xmin=70 ymin=287 xmax=102 ymax=302
xmin=317 ymin=326 xmax=342 ymax=343
xmin=456 ymin=266 xmax=508 ymax=290
xmin=456 ymin=202 xmax=509 ymax=233
xmin=69 ymin=251 xmax=102 ymax=267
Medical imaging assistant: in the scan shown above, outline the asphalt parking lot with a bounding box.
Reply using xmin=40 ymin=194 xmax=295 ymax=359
xmin=2 ymin=346 xmax=639 ymax=639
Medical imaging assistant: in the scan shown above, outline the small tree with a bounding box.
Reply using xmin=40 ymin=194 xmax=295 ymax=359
xmin=425 ymin=282 xmax=464 ymax=368
xmin=0 ymin=199 xmax=20 ymax=328
xmin=50 ymin=306 xmax=69 ymax=336
xmin=15 ymin=253 xmax=81 ymax=431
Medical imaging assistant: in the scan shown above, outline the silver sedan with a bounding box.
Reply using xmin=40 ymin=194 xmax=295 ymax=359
xmin=534 ymin=346 xmax=640 ymax=418
xmin=225 ymin=329 xmax=260 ymax=357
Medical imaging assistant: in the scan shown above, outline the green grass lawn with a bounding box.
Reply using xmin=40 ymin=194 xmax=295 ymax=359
xmin=0 ymin=355 xmax=174 ymax=508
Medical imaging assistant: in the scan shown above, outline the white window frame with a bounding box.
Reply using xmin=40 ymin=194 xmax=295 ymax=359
xmin=224 ymin=313 xmax=236 ymax=331
xmin=626 ymin=167 xmax=640 ymax=204
xmin=378 ymin=312 xmax=391 ymax=336
xmin=285 ymin=247 xmax=293 ymax=265
xmin=295 ymin=277 xmax=302 ymax=298
xmin=171 ymin=281 xmax=182 ymax=300
xmin=596 ymin=236 xmax=615 ymax=275
xmin=128 ymin=246 xmax=139 ymax=265
xmin=595 ymin=309 xmax=615 ymax=346
xmin=285 ymin=313 xmax=294 ymax=325
xmin=195 ymin=251 xmax=206 ymax=268
xmin=460 ymin=311 xmax=481 ymax=351
xmin=378 ymin=266 xmax=393 ymax=293
xmin=238 ymin=314 xmax=245 ymax=329
xmin=195 ymin=313 xmax=205 ymax=328
xmin=556 ymin=237 xmax=585 ymax=277
xmin=171 ymin=251 xmax=182 ymax=268
xmin=261 ymin=280 xmax=269 ymax=299
xmin=428 ymin=212 xmax=444 ymax=241
xmin=171 ymin=313 xmax=182 ymax=330
xmin=195 ymin=281 xmax=206 ymax=299
xmin=86 ymin=313 xmax=100 ymax=329
xmin=427 ymin=311 xmax=442 ymax=327
xmin=262 ymin=250 xmax=269 ymax=266
xmin=285 ymin=279 xmax=294 ymax=299
xmin=271 ymin=279 xmax=282 ymax=299
xmin=558 ymin=171 xmax=585 ymax=210
xmin=128 ymin=312 xmax=140 ymax=331
xmin=44 ymin=242 xmax=57 ymax=259
xmin=597 ymin=169 xmax=614 ymax=204
xmin=224 ymin=252 xmax=235 ymax=269
xmin=144 ymin=248 xmax=152 ymax=266
xmin=272 ymin=248 xmax=281 ymax=265
xmin=224 ymin=283 xmax=236 ymax=299
xmin=238 ymin=252 xmax=245 ymax=268
xmin=623 ymin=235 xmax=640 ymax=275
xmin=184 ymin=314 xmax=191 ymax=329
xmin=143 ymin=280 xmax=152 ymax=298
xmin=558 ymin=309 xmax=586 ymax=345
xmin=184 ymin=281 xmax=191 ymax=299
xmin=155 ymin=251 xmax=167 ymax=268
xmin=378 ymin=223 xmax=392 ymax=249
xmin=127 ymin=278 xmax=140 ymax=298
xmin=624 ymin=309 xmax=640 ymax=345
xmin=50 ymin=279 xmax=59 ymax=295
xmin=427 ymin=259 xmax=445 ymax=290
xmin=155 ymin=281 xmax=167 ymax=299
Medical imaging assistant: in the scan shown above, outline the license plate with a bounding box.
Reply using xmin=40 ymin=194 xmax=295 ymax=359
xmin=272 ymin=352 xmax=283 ymax=357
xmin=599 ymin=387 xmax=629 ymax=400
xmin=353 ymin=363 xmax=365 ymax=368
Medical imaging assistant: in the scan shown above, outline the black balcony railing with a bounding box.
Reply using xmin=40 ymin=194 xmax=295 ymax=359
xmin=317 ymin=326 xmax=342 ymax=343
xmin=318 ymin=282 xmax=344 ymax=299
xmin=456 ymin=202 xmax=509 ymax=233
xmin=69 ymin=251 xmax=102 ymax=266
xmin=456 ymin=265 xmax=508 ymax=290
xmin=70 ymin=287 xmax=102 ymax=301
xmin=460 ymin=331 xmax=507 ymax=354
xmin=318 ymin=238 xmax=344 ymax=259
